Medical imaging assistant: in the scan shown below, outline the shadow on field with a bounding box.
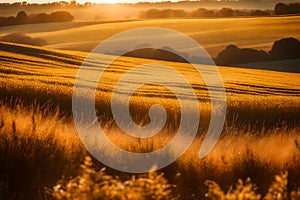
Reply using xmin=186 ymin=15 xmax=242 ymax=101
xmin=0 ymin=42 xmax=82 ymax=66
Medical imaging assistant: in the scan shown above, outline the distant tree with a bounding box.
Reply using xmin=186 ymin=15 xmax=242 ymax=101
xmin=274 ymin=2 xmax=300 ymax=15
xmin=289 ymin=2 xmax=300 ymax=14
xmin=215 ymin=45 xmax=269 ymax=65
xmin=70 ymin=0 xmax=77 ymax=5
xmin=5 ymin=16 xmax=16 ymax=26
xmin=269 ymin=37 xmax=300 ymax=60
xmin=139 ymin=9 xmax=188 ymax=18
xmin=0 ymin=17 xmax=6 ymax=26
xmin=0 ymin=17 xmax=12 ymax=26
xmin=163 ymin=9 xmax=175 ymax=18
xmin=251 ymin=9 xmax=271 ymax=16
xmin=84 ymin=2 xmax=92 ymax=6
xmin=139 ymin=9 xmax=163 ymax=18
xmin=191 ymin=8 xmax=215 ymax=17
xmin=16 ymin=11 xmax=28 ymax=24
xmin=12 ymin=2 xmax=22 ymax=7
xmin=216 ymin=8 xmax=235 ymax=17
xmin=275 ymin=3 xmax=289 ymax=15
xmin=124 ymin=48 xmax=188 ymax=63
xmin=171 ymin=9 xmax=187 ymax=17
xmin=49 ymin=11 xmax=73 ymax=22
xmin=35 ymin=13 xmax=50 ymax=23
xmin=235 ymin=9 xmax=250 ymax=17
xmin=0 ymin=10 xmax=74 ymax=27
xmin=59 ymin=1 xmax=69 ymax=6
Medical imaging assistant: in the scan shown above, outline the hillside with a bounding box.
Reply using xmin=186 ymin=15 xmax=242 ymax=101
xmin=0 ymin=16 xmax=299 ymax=58
xmin=1 ymin=41 xmax=299 ymax=126
xmin=1 ymin=41 xmax=299 ymax=99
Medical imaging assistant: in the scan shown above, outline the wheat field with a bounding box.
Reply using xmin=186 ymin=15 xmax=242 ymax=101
xmin=0 ymin=40 xmax=300 ymax=199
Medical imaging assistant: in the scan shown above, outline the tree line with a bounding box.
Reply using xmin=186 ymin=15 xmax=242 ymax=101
xmin=0 ymin=11 xmax=73 ymax=27
xmin=139 ymin=2 xmax=300 ymax=18
xmin=274 ymin=2 xmax=300 ymax=15
xmin=119 ymin=37 xmax=300 ymax=66
xmin=215 ymin=37 xmax=300 ymax=66
xmin=139 ymin=7 xmax=272 ymax=18
xmin=0 ymin=1 xmax=92 ymax=8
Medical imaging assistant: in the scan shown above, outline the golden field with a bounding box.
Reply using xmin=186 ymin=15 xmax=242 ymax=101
xmin=0 ymin=16 xmax=299 ymax=57
xmin=0 ymin=40 xmax=300 ymax=199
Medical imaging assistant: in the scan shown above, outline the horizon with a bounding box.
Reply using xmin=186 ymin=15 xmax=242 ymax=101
xmin=0 ymin=0 xmax=296 ymax=5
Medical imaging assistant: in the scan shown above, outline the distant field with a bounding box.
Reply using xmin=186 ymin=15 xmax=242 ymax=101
xmin=0 ymin=16 xmax=299 ymax=57
xmin=1 ymin=42 xmax=299 ymax=99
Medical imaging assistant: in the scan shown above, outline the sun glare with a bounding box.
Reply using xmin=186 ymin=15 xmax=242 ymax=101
xmin=89 ymin=0 xmax=120 ymax=3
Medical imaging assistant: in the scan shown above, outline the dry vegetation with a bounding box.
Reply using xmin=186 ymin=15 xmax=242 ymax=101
xmin=0 ymin=41 xmax=299 ymax=199
xmin=0 ymin=101 xmax=85 ymax=199
xmin=0 ymin=100 xmax=300 ymax=199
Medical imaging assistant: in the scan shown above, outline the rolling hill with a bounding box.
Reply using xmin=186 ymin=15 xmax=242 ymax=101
xmin=1 ymin=41 xmax=299 ymax=100
xmin=0 ymin=16 xmax=299 ymax=58
xmin=0 ymin=41 xmax=299 ymax=128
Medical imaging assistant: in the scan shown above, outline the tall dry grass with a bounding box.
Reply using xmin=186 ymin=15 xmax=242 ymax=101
xmin=0 ymin=101 xmax=85 ymax=199
xmin=0 ymin=100 xmax=300 ymax=199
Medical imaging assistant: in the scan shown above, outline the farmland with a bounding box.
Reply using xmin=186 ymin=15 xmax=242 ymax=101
xmin=0 ymin=16 xmax=299 ymax=57
xmin=0 ymin=41 xmax=300 ymax=198
xmin=0 ymin=12 xmax=300 ymax=199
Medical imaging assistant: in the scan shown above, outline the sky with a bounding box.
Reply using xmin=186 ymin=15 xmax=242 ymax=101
xmin=1 ymin=0 xmax=181 ymax=3
xmin=0 ymin=0 xmax=295 ymax=5
xmin=0 ymin=0 xmax=293 ymax=3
